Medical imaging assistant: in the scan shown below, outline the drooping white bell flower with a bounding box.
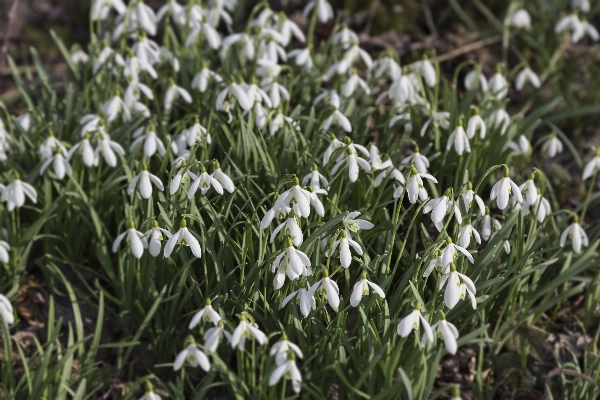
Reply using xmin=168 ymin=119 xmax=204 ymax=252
xmin=93 ymin=43 xmax=125 ymax=74
xmin=303 ymin=0 xmax=334 ymax=23
xmin=270 ymin=334 xmax=303 ymax=366
xmin=270 ymin=211 xmax=303 ymax=246
xmin=423 ymin=250 xmax=443 ymax=278
xmin=322 ymin=107 xmax=352 ymax=133
xmin=282 ymin=283 xmax=316 ymax=318
xmin=331 ymin=229 xmax=363 ymax=268
xmin=269 ymin=113 xmax=300 ymax=136
xmin=331 ymin=142 xmax=371 ymax=182
xmin=0 ymin=178 xmax=37 ymax=211
xmin=425 ymin=314 xmax=459 ymax=355
xmin=112 ymin=220 xmax=148 ymax=259
xmin=342 ymin=212 xmax=374 ymax=235
xmin=261 ymin=194 xmax=291 ymax=229
xmin=131 ymin=35 xmax=160 ymax=66
xmin=374 ymin=162 xmax=405 ymax=189
xmin=269 ymin=352 xmax=302 ymax=394
xmin=462 ymin=182 xmax=486 ymax=217
xmin=102 ymin=92 xmax=131 ymax=123
xmin=477 ymin=209 xmax=502 ymax=242
xmin=91 ymin=0 xmax=126 ymax=21
xmin=188 ymin=166 xmax=224 ymax=198
xmin=130 ymin=125 xmax=166 ymax=158
xmin=39 ymin=132 xmax=68 ymax=160
xmin=389 ymin=74 xmax=415 ymax=105
xmin=68 ymin=135 xmax=97 ymax=167
xmin=397 ymin=304 xmax=433 ymax=344
xmin=466 ymin=110 xmax=487 ymax=140
xmin=490 ymin=167 xmax=523 ymax=210
xmin=0 ymin=240 xmax=10 ymax=264
xmin=560 ymin=219 xmax=589 ymax=254
xmin=458 ymin=219 xmax=481 ymax=249
xmin=420 ymin=111 xmax=450 ymax=137
xmin=369 ymin=145 xmax=394 ymax=172
xmin=323 ymin=134 xmax=343 ymax=165
xmin=350 ymin=272 xmax=385 ymax=307
xmin=170 ymin=161 xmax=197 ymax=195
xmin=447 ymin=119 xmax=471 ymax=156
xmin=510 ymin=9 xmax=531 ymax=29
xmin=302 ymin=165 xmax=328 ymax=190
xmin=416 ymin=58 xmax=437 ymax=87
xmin=306 ymin=187 xmax=326 ymax=218
xmin=400 ymin=147 xmax=430 ymax=175
xmin=423 ymin=189 xmax=462 ymax=232
xmin=277 ymin=13 xmax=305 ymax=45
xmin=143 ymin=220 xmax=172 ymax=257
xmin=96 ymin=131 xmax=125 ymax=167
xmin=342 ymin=70 xmax=370 ymax=97
xmin=192 ymin=66 xmax=222 ymax=93
xmin=0 ymin=294 xmax=14 ymax=324
xmin=128 ymin=164 xmax=164 ymax=199
xmin=40 ymin=150 xmax=72 ymax=180
xmin=265 ymin=81 xmax=289 ymax=109
xmin=216 ymin=80 xmax=252 ymax=111
xmin=464 ymin=69 xmax=488 ymax=92
xmin=333 ymin=25 xmax=359 ymax=48
xmin=230 ymin=317 xmax=269 ymax=350
xmin=186 ymin=118 xmax=212 ymax=147
xmin=211 ymin=160 xmax=235 ymax=193
xmin=488 ymin=71 xmax=508 ymax=99
xmin=164 ymin=219 xmax=202 ymax=258
xmin=541 ymin=135 xmax=563 ymax=158
xmin=186 ymin=20 xmax=222 ymax=49
xmin=515 ymin=67 xmax=541 ymax=91
xmin=164 ymin=80 xmax=192 ymax=110
xmin=309 ymin=270 xmax=340 ymax=310
xmin=189 ymin=299 xmax=222 ymax=329
xmin=374 ymin=52 xmax=401 ymax=80
xmin=287 ymin=48 xmax=313 ymax=70
xmin=204 ymin=320 xmax=231 ymax=353
xmin=156 ymin=0 xmax=185 ymax=24
xmin=272 ymin=238 xmax=311 ymax=289
xmin=173 ymin=339 xmax=210 ymax=372
xmin=488 ymin=108 xmax=511 ymax=135
xmin=221 ymin=32 xmax=255 ymax=60
xmin=572 ymin=18 xmax=599 ymax=43
xmin=572 ymin=0 xmax=590 ymax=13
xmin=519 ymin=174 xmax=538 ymax=205
xmin=441 ymin=237 xmax=474 ymax=270
xmin=404 ymin=166 xmax=438 ymax=203
xmin=582 ymin=149 xmax=600 ymax=180
xmin=522 ymin=193 xmax=551 ymax=223
xmin=138 ymin=383 xmax=161 ymax=400
xmin=273 ymin=177 xmax=314 ymax=218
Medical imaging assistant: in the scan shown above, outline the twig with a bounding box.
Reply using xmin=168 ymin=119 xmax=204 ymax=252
xmin=420 ymin=0 xmax=438 ymax=37
xmin=408 ymin=35 xmax=502 ymax=68
xmin=0 ymin=0 xmax=20 ymax=88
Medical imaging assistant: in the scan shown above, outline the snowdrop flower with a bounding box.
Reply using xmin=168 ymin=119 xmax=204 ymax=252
xmin=560 ymin=219 xmax=589 ymax=254
xmin=71 ymin=46 xmax=89 ymax=65
xmin=269 ymin=352 xmax=302 ymax=394
xmin=331 ymin=141 xmax=372 ymax=182
xmin=270 ymin=212 xmax=303 ymax=246
xmin=423 ymin=189 xmax=462 ymax=231
xmin=93 ymin=43 xmax=125 ymax=74
xmin=572 ymin=0 xmax=590 ymax=13
xmin=273 ymin=177 xmax=314 ymax=218
xmin=458 ymin=219 xmax=481 ymax=249
xmin=189 ymin=299 xmax=222 ymax=328
xmin=132 ymin=35 xmax=160 ymax=66
xmin=374 ymin=52 xmax=401 ymax=80
xmin=278 ymin=13 xmax=306 ymax=45
xmin=510 ymin=9 xmax=531 ymax=29
xmin=322 ymin=106 xmax=352 ymax=133
xmin=333 ymin=25 xmax=359 ymax=48
xmin=216 ymin=80 xmax=251 ymax=112
xmin=165 ymin=80 xmax=192 ymax=110
xmin=0 ymin=178 xmax=37 ymax=211
xmin=40 ymin=132 xmax=66 ymax=161
xmin=490 ymin=224 xmax=511 ymax=254
xmin=128 ymin=164 xmax=164 ymax=199
xmin=188 ymin=166 xmax=223 ymax=198
xmin=400 ymin=147 xmax=430 ymax=175
xmin=309 ymin=270 xmax=340 ymax=310
xmin=164 ymin=219 xmax=202 ymax=258
xmin=143 ymin=220 xmax=172 ymax=257
xmin=261 ymin=194 xmax=291 ymax=229
xmin=555 ymin=14 xmax=582 ymax=37
xmin=425 ymin=313 xmax=459 ymax=355
xmin=490 ymin=167 xmax=523 ymax=210
xmin=211 ymin=161 xmax=235 ymax=193
xmin=96 ymin=132 xmax=125 ymax=167
xmin=131 ymin=1 xmax=158 ymax=36
xmin=541 ymin=135 xmax=563 ymax=158
xmin=102 ymin=92 xmax=130 ymax=123
xmin=342 ymin=70 xmax=370 ymax=97
xmin=331 ymin=230 xmax=363 ymax=268
xmin=374 ymin=161 xmax=405 ymax=189
xmin=39 ymin=149 xmax=72 ymax=180
xmin=369 ymin=145 xmax=394 ymax=171
xmin=478 ymin=209 xmax=502 ymax=242
xmin=287 ymin=48 xmax=313 ymax=70
xmin=342 ymin=212 xmax=374 ymax=235
xmin=265 ymin=81 xmax=289 ymax=109
xmin=462 ymin=182 xmax=486 ymax=216
xmin=0 ymin=294 xmax=13 ymax=324
xmin=91 ymin=0 xmax=125 ymax=21
xmin=123 ymin=51 xmax=157 ymax=81
xmin=230 ymin=317 xmax=268 ymax=350
xmin=582 ymin=149 xmax=600 ymax=180
xmin=270 ymin=334 xmax=303 ymax=366
xmin=488 ymin=70 xmax=508 ymax=99
xmin=404 ymin=166 xmax=438 ymax=203
xmin=302 ymin=165 xmax=328 ymax=190
xmin=420 ymin=111 xmax=450 ymax=137
xmin=68 ymin=135 xmax=97 ymax=167
xmin=523 ymin=194 xmax=551 ymax=223
xmin=0 ymin=240 xmax=10 ymax=263
xmin=269 ymin=113 xmax=300 ymax=136
xmin=515 ymin=67 xmax=541 ymax=91
xmin=388 ymin=106 xmax=412 ymax=129
xmin=416 ymin=58 xmax=437 ymax=88
xmin=192 ymin=66 xmax=222 ymax=93
xmin=138 ymin=383 xmax=161 ymax=400
xmin=466 ymin=109 xmax=486 ymax=140
xmin=186 ymin=20 xmax=222 ymax=49
xmin=156 ymin=0 xmax=185 ymax=23
xmin=389 ymin=74 xmax=415 ymax=105
xmin=464 ymin=69 xmax=489 ymax=92
xmin=459 ymin=283 xmax=477 ymax=310
xmin=423 ymin=250 xmax=443 ymax=278
xmin=158 ymin=47 xmax=180 ymax=71
xmin=282 ymin=283 xmax=316 ymax=317
xmin=397 ymin=304 xmax=433 ymax=344
xmin=305 ymin=187 xmax=326 ymax=218
xmin=507 ymin=135 xmax=531 ymax=156
xmin=488 ymin=108 xmax=511 ymax=135
xmin=350 ymin=272 xmax=385 ymax=307
xmin=130 ymin=125 xmax=166 ymax=158
xmin=323 ymin=134 xmax=343 ymax=165
xmin=447 ymin=118 xmax=471 ymax=156
xmin=442 ymin=237 xmax=474 ymax=270
xmin=173 ymin=339 xmax=210 ymax=372
xmin=519 ymin=174 xmax=538 ymax=205
xmin=252 ymin=102 xmax=269 ymax=130
xmin=303 ymin=0 xmax=334 ymax=23
xmin=204 ymin=320 xmax=231 ymax=353
xmin=221 ymin=32 xmax=255 ymax=60
xmin=574 ymin=18 xmax=599 ymax=43
xmin=272 ymin=238 xmax=311 ymax=289
xmin=112 ymin=220 xmax=148 ymax=259
xmin=186 ymin=118 xmax=211 ymax=146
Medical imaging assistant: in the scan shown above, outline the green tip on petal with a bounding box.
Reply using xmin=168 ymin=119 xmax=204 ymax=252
xmin=127 ymin=219 xmax=135 ymax=229
xmin=329 ymin=133 xmax=337 ymax=140
xmin=458 ymin=115 xmax=464 ymax=126
xmin=293 ymin=176 xmax=300 ymax=186
xmin=214 ymin=160 xmax=221 ymax=169
xmin=529 ymin=173 xmax=535 ymax=181
xmin=438 ymin=249 xmax=443 ymax=256
xmin=415 ymin=302 xmax=421 ymax=311
xmin=186 ymin=335 xmax=196 ymax=344
xmin=141 ymin=163 xmax=148 ymax=171
xmin=503 ymin=165 xmax=510 ymax=177
xmin=344 ymin=136 xmax=352 ymax=145
xmin=450 ymin=263 xmax=457 ymax=272
xmin=446 ymin=237 xmax=452 ymax=244
xmin=340 ymin=229 xmax=347 ymax=238
xmin=467 ymin=181 xmax=473 ymax=190
xmin=361 ymin=271 xmax=367 ymax=280
xmin=152 ymin=219 xmax=158 ymax=228
xmin=181 ymin=160 xmax=187 ymax=168
xmin=281 ymin=333 xmax=288 ymax=341
xmin=145 ymin=381 xmax=154 ymax=392
xmin=453 ymin=387 xmax=461 ymax=397
xmin=444 ymin=188 xmax=452 ymax=197
xmin=205 ymin=298 xmax=211 ymax=306
xmin=201 ymin=166 xmax=207 ymax=173
xmin=313 ymin=164 xmax=318 ymax=171
xmin=180 ymin=219 xmax=187 ymax=228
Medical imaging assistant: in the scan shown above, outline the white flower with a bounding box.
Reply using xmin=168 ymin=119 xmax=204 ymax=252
xmin=490 ymin=168 xmax=523 ymax=210
xmin=523 ymin=195 xmax=551 ymax=223
xmin=574 ymin=19 xmax=599 ymax=43
xmin=306 ymin=187 xmax=326 ymax=218
xmin=447 ymin=122 xmax=471 ymax=156
xmin=322 ymin=108 xmax=352 ymax=132
xmin=342 ymin=70 xmax=370 ymax=97
xmin=272 ymin=177 xmax=314 ymax=218
xmin=173 ymin=341 xmax=210 ymax=372
xmin=303 ymin=0 xmax=334 ymax=23
xmin=127 ymin=165 xmax=164 ymax=199
xmin=519 ymin=174 xmax=538 ymax=205
xmin=331 ymin=229 xmax=363 ymax=268
xmin=541 ymin=136 xmax=563 ymax=158
xmin=397 ymin=306 xmax=433 ymax=344
xmin=170 ymin=162 xmax=197 ymax=195
xmin=189 ymin=166 xmax=224 ymax=197
xmin=582 ymin=150 xmax=600 ymax=180
xmin=0 ymin=294 xmax=14 ymax=324
xmin=265 ymin=81 xmax=290 ymax=109
xmin=425 ymin=317 xmax=459 ymax=355
xmin=404 ymin=166 xmax=438 ymax=203
xmin=189 ymin=299 xmax=222 ymax=329
xmin=270 ymin=213 xmax=303 ymax=246
xmin=302 ymin=166 xmax=329 ymax=190
xmin=39 ymin=133 xmax=67 ymax=159
xmin=216 ymin=81 xmax=252 ymax=111
xmin=374 ymin=164 xmax=405 ymax=189
xmin=416 ymin=59 xmax=437 ymax=87
xmin=572 ymin=0 xmax=590 ymax=13
xmin=350 ymin=272 xmax=385 ymax=307
xmin=204 ymin=321 xmax=231 ymax=353
xmin=488 ymin=108 xmax=511 ymax=135
xmin=342 ymin=211 xmax=374 ymax=235
xmin=464 ymin=69 xmax=488 ymax=92
xmin=130 ymin=125 xmax=166 ymax=158
xmin=333 ymin=26 xmax=359 ymax=48
xmin=440 ymin=263 xmax=477 ymax=310
xmin=164 ymin=219 xmax=202 ymax=258
xmin=269 ymin=356 xmax=302 ymax=394
xmin=143 ymin=221 xmax=172 ymax=257
xmin=515 ymin=67 xmax=541 ymax=91
xmin=192 ymin=67 xmax=222 ymax=93
xmin=131 ymin=36 xmax=160 ymax=66
xmin=560 ymin=221 xmax=589 ymax=253
xmin=165 ymin=80 xmax=192 ymax=110
xmin=230 ymin=318 xmax=268 ymax=350
xmin=458 ymin=220 xmax=481 ymax=248
xmin=507 ymin=135 xmax=531 ymax=156
xmin=0 ymin=240 xmax=10 ymax=264
xmin=269 ymin=113 xmax=300 ymax=136
xmin=261 ymin=195 xmax=291 ymax=229
xmin=478 ymin=211 xmax=501 ymax=242
xmin=270 ymin=335 xmax=303 ymax=366
xmin=40 ymin=150 xmax=72 ymax=180
xmin=185 ymin=119 xmax=212 ymax=147
xmin=112 ymin=220 xmax=148 ymax=259
xmin=556 ymin=14 xmax=582 ymax=36
xmin=212 ymin=161 xmax=235 ymax=193
xmin=68 ymin=136 xmax=97 ymax=167
xmin=272 ymin=238 xmax=311 ymax=289
xmin=331 ymin=142 xmax=371 ymax=182
xmin=423 ymin=189 xmax=462 ymax=231
xmin=102 ymin=94 xmax=130 ymax=123
xmin=390 ymin=75 xmax=415 ymax=104
xmin=442 ymin=237 xmax=474 ymax=270
xmin=139 ymin=387 xmax=161 ymax=400
xmin=420 ymin=111 xmax=450 ymax=137
xmin=374 ymin=54 xmax=401 ymax=80
xmin=466 ymin=112 xmax=486 ymax=140
xmin=91 ymin=0 xmax=125 ymax=21
xmin=282 ymin=284 xmax=316 ymax=317
xmin=95 ymin=131 xmax=126 ymax=167
xmin=400 ymin=148 xmax=430 ymax=175
xmin=369 ymin=145 xmax=394 ymax=171
xmin=462 ymin=182 xmax=486 ymax=216
xmin=156 ymin=0 xmax=185 ymax=23
xmin=510 ymin=9 xmax=531 ymax=29
xmin=423 ymin=250 xmax=443 ymax=278
xmin=309 ymin=270 xmax=340 ymax=310
xmin=488 ymin=72 xmax=508 ymax=99
xmin=323 ymin=134 xmax=343 ymax=165
xmin=0 ymin=179 xmax=37 ymax=211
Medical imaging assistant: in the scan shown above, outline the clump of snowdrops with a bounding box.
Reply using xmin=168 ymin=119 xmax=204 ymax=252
xmin=0 ymin=0 xmax=599 ymax=398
